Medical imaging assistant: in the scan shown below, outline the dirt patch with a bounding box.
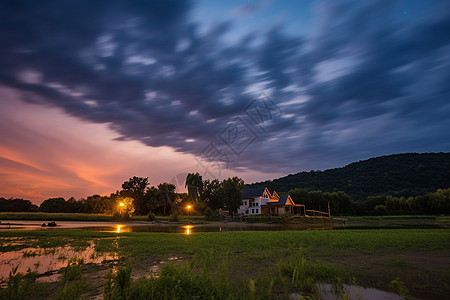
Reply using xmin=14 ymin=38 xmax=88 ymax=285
xmin=125 ymin=255 xmax=185 ymax=280
xmin=325 ymin=251 xmax=450 ymax=270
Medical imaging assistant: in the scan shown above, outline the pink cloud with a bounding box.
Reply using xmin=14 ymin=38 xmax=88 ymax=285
xmin=1 ymin=87 xmax=282 ymax=204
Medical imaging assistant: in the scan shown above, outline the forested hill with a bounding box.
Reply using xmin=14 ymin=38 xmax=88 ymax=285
xmin=250 ymin=153 xmax=450 ymax=201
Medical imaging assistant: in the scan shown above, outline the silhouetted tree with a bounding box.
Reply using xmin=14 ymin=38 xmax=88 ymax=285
xmin=201 ymin=179 xmax=222 ymax=210
xmin=120 ymin=177 xmax=150 ymax=215
xmin=39 ymin=197 xmax=67 ymax=213
xmin=157 ymin=183 xmax=177 ymax=215
xmin=185 ymin=173 xmax=203 ymax=203
xmin=83 ymin=195 xmax=114 ymax=214
xmin=0 ymin=198 xmax=38 ymax=212
xmin=220 ymin=177 xmax=245 ymax=213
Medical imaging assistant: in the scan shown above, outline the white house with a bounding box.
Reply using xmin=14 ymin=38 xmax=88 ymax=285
xmin=238 ymin=187 xmax=305 ymax=216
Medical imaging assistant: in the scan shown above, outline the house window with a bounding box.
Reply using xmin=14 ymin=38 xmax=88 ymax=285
xmin=256 ymin=209 xmax=259 ymax=214
xmin=252 ymin=209 xmax=254 ymax=214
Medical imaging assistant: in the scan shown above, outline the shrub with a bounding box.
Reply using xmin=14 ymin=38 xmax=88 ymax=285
xmin=390 ymin=277 xmax=410 ymax=299
xmin=280 ymin=213 xmax=291 ymax=224
xmin=62 ymin=259 xmax=83 ymax=283
xmin=204 ymin=208 xmax=221 ymax=221
xmin=147 ymin=212 xmax=156 ymax=221
xmin=168 ymin=212 xmax=179 ymax=222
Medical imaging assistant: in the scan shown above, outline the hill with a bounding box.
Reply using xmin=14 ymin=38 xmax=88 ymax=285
xmin=250 ymin=153 xmax=450 ymax=201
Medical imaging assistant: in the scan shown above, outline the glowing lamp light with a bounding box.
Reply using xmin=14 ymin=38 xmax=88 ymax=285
xmin=119 ymin=202 xmax=125 ymax=207
xmin=187 ymin=205 xmax=191 ymax=209
xmin=117 ymin=225 xmax=122 ymax=233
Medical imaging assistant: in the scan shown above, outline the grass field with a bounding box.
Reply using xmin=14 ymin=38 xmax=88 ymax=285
xmin=1 ymin=228 xmax=449 ymax=299
xmin=340 ymin=215 xmax=450 ymax=228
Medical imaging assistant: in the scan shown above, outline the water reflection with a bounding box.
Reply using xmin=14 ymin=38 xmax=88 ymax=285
xmin=318 ymin=283 xmax=404 ymax=300
xmin=115 ymin=224 xmax=132 ymax=233
xmin=81 ymin=223 xmax=336 ymax=233
xmin=0 ymin=220 xmax=339 ymax=233
xmin=183 ymin=225 xmax=193 ymax=235
xmin=0 ymin=241 xmax=118 ymax=282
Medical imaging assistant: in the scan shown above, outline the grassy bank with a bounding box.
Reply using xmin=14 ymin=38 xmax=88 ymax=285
xmin=336 ymin=215 xmax=450 ymax=229
xmin=1 ymin=228 xmax=449 ymax=299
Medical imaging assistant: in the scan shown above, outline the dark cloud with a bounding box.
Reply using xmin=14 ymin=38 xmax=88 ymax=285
xmin=232 ymin=0 xmax=271 ymax=17
xmin=0 ymin=0 xmax=449 ymax=175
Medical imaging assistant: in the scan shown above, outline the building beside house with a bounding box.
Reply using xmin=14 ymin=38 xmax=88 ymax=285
xmin=238 ymin=187 xmax=306 ymax=216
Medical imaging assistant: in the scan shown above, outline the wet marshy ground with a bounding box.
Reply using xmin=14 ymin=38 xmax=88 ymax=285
xmin=0 ymin=220 xmax=448 ymax=299
xmin=0 ymin=237 xmax=118 ymax=284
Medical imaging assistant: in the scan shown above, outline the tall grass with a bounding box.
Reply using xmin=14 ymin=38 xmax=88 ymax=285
xmin=0 ymin=266 xmax=46 ymax=300
xmin=100 ymin=249 xmax=358 ymax=299
xmin=103 ymin=254 xmax=236 ymax=299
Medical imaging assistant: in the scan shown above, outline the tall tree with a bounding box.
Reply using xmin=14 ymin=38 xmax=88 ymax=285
xmin=201 ymin=179 xmax=222 ymax=210
xmin=220 ymin=177 xmax=245 ymax=213
xmin=83 ymin=194 xmax=114 ymax=214
xmin=157 ymin=183 xmax=177 ymax=215
xmin=185 ymin=173 xmax=203 ymax=202
xmin=39 ymin=197 xmax=67 ymax=213
xmin=121 ymin=176 xmax=150 ymax=215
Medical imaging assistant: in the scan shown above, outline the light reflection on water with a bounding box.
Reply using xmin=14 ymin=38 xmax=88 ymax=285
xmin=0 ymin=241 xmax=118 ymax=283
xmin=92 ymin=224 xmax=334 ymax=234
xmin=0 ymin=220 xmax=335 ymax=233
xmin=183 ymin=225 xmax=192 ymax=235
xmin=115 ymin=224 xmax=132 ymax=233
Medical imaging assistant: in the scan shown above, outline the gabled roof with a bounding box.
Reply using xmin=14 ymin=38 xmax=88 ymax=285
xmin=265 ymin=195 xmax=296 ymax=206
xmin=279 ymin=195 xmax=295 ymax=205
xmin=242 ymin=187 xmax=269 ymax=199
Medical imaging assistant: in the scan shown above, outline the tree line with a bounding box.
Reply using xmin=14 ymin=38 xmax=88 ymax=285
xmin=288 ymin=188 xmax=450 ymax=215
xmin=1 ymin=174 xmax=449 ymax=216
xmin=0 ymin=174 xmax=246 ymax=216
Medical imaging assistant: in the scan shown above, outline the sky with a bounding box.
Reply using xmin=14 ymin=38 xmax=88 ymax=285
xmin=0 ymin=0 xmax=449 ymax=204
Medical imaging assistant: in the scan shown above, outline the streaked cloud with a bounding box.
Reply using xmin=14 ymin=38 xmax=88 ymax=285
xmin=0 ymin=0 xmax=449 ymax=202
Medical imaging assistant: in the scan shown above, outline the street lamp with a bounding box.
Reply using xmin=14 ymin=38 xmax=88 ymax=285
xmin=186 ymin=204 xmax=192 ymax=223
xmin=119 ymin=202 xmax=125 ymax=218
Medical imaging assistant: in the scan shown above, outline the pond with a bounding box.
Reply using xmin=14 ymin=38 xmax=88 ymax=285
xmin=0 ymin=220 xmax=334 ymax=234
